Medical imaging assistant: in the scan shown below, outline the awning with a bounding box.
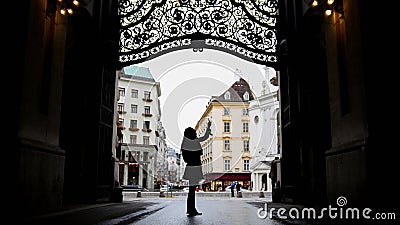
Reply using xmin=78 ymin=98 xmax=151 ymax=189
xmin=205 ymin=172 xmax=251 ymax=182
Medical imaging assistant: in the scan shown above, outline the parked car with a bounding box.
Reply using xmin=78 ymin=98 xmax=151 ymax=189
xmin=225 ymin=186 xmax=250 ymax=192
xmin=160 ymin=184 xmax=169 ymax=192
xmin=121 ymin=184 xmax=149 ymax=192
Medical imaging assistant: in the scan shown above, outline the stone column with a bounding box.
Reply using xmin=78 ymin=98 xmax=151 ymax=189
xmin=259 ymin=173 xmax=264 ymax=191
xmin=124 ymin=164 xmax=129 ymax=185
xmin=266 ymin=169 xmax=272 ymax=191
xmin=139 ymin=166 xmax=143 ymax=186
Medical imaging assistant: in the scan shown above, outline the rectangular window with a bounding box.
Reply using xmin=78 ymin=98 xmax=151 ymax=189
xmin=224 ymin=122 xmax=230 ymax=132
xmin=131 ymin=89 xmax=138 ymax=98
xmin=143 ymin=152 xmax=149 ymax=161
xmin=224 ymin=107 xmax=230 ymax=115
xmin=144 ymin=106 xmax=150 ymax=114
xmin=118 ymin=103 xmax=124 ymax=112
xmin=144 ymin=91 xmax=151 ymax=99
xmin=119 ymin=88 xmax=125 ymax=97
xmin=130 ymin=120 xmax=137 ymax=128
xmin=143 ymin=121 xmax=150 ymax=129
xmin=224 ymin=160 xmax=231 ymax=171
xmin=243 ymin=160 xmax=249 ymax=171
xmin=243 ymin=122 xmax=249 ymax=133
xmin=143 ymin=136 xmax=150 ymax=145
xmin=131 ymin=104 xmax=138 ymax=113
xmin=243 ymin=140 xmax=249 ymax=151
xmin=130 ymin=135 xmax=137 ymax=144
xmin=224 ymin=140 xmax=230 ymax=151
xmin=243 ymin=108 xmax=248 ymax=115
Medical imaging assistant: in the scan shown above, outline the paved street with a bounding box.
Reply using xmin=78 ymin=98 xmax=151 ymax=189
xmin=25 ymin=194 xmax=396 ymax=225
xmin=97 ymin=196 xmax=283 ymax=225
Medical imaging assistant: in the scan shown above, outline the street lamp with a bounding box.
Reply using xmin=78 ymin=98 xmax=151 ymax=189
xmin=47 ymin=0 xmax=81 ymax=17
xmin=309 ymin=0 xmax=344 ymax=18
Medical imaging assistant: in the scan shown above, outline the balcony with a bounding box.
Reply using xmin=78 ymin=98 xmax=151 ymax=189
xmin=142 ymin=113 xmax=153 ymax=117
xmin=142 ymin=98 xmax=153 ymax=102
xmin=129 ymin=128 xmax=139 ymax=131
xmin=117 ymin=110 xmax=127 ymax=114
xmin=142 ymin=128 xmax=152 ymax=132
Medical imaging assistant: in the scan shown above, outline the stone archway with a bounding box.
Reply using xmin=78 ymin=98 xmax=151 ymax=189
xmin=116 ymin=0 xmax=282 ymax=198
xmin=16 ymin=1 xmax=393 ymax=219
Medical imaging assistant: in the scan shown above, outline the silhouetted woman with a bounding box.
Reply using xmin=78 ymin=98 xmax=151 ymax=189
xmin=181 ymin=120 xmax=211 ymax=217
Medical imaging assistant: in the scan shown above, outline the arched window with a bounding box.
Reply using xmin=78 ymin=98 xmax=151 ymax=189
xmin=224 ymin=91 xmax=231 ymax=100
xmin=254 ymin=115 xmax=259 ymax=123
xmin=243 ymin=91 xmax=249 ymax=101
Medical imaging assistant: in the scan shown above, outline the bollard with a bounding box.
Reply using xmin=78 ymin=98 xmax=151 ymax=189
xmin=137 ymin=191 xmax=141 ymax=197
xmin=237 ymin=191 xmax=242 ymax=198
xmin=160 ymin=191 xmax=165 ymax=197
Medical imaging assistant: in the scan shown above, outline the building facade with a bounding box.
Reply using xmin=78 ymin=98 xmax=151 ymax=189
xmin=167 ymin=147 xmax=179 ymax=184
xmin=117 ymin=66 xmax=162 ymax=191
xmin=155 ymin=120 xmax=168 ymax=188
xmin=249 ymin=67 xmax=280 ymax=192
xmin=196 ymin=77 xmax=254 ymax=191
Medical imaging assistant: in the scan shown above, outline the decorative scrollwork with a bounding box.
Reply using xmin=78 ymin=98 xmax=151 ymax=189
xmin=118 ymin=0 xmax=278 ymax=67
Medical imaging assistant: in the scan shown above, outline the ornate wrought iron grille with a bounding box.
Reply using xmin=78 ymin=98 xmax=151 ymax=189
xmin=118 ymin=0 xmax=278 ymax=67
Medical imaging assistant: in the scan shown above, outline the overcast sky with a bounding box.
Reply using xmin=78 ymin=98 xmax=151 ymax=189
xmin=135 ymin=48 xmax=276 ymax=151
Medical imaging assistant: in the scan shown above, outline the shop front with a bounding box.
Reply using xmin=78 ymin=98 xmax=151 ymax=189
xmin=204 ymin=172 xmax=251 ymax=191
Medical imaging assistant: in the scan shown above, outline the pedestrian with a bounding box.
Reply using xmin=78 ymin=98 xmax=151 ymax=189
xmin=236 ymin=182 xmax=241 ymax=195
xmin=230 ymin=181 xmax=237 ymax=197
xmin=181 ymin=120 xmax=212 ymax=217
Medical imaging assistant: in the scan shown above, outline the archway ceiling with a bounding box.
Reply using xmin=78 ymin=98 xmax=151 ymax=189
xmin=118 ymin=0 xmax=278 ymax=68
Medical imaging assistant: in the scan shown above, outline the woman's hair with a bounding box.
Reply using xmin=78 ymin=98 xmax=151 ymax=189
xmin=184 ymin=127 xmax=197 ymax=140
